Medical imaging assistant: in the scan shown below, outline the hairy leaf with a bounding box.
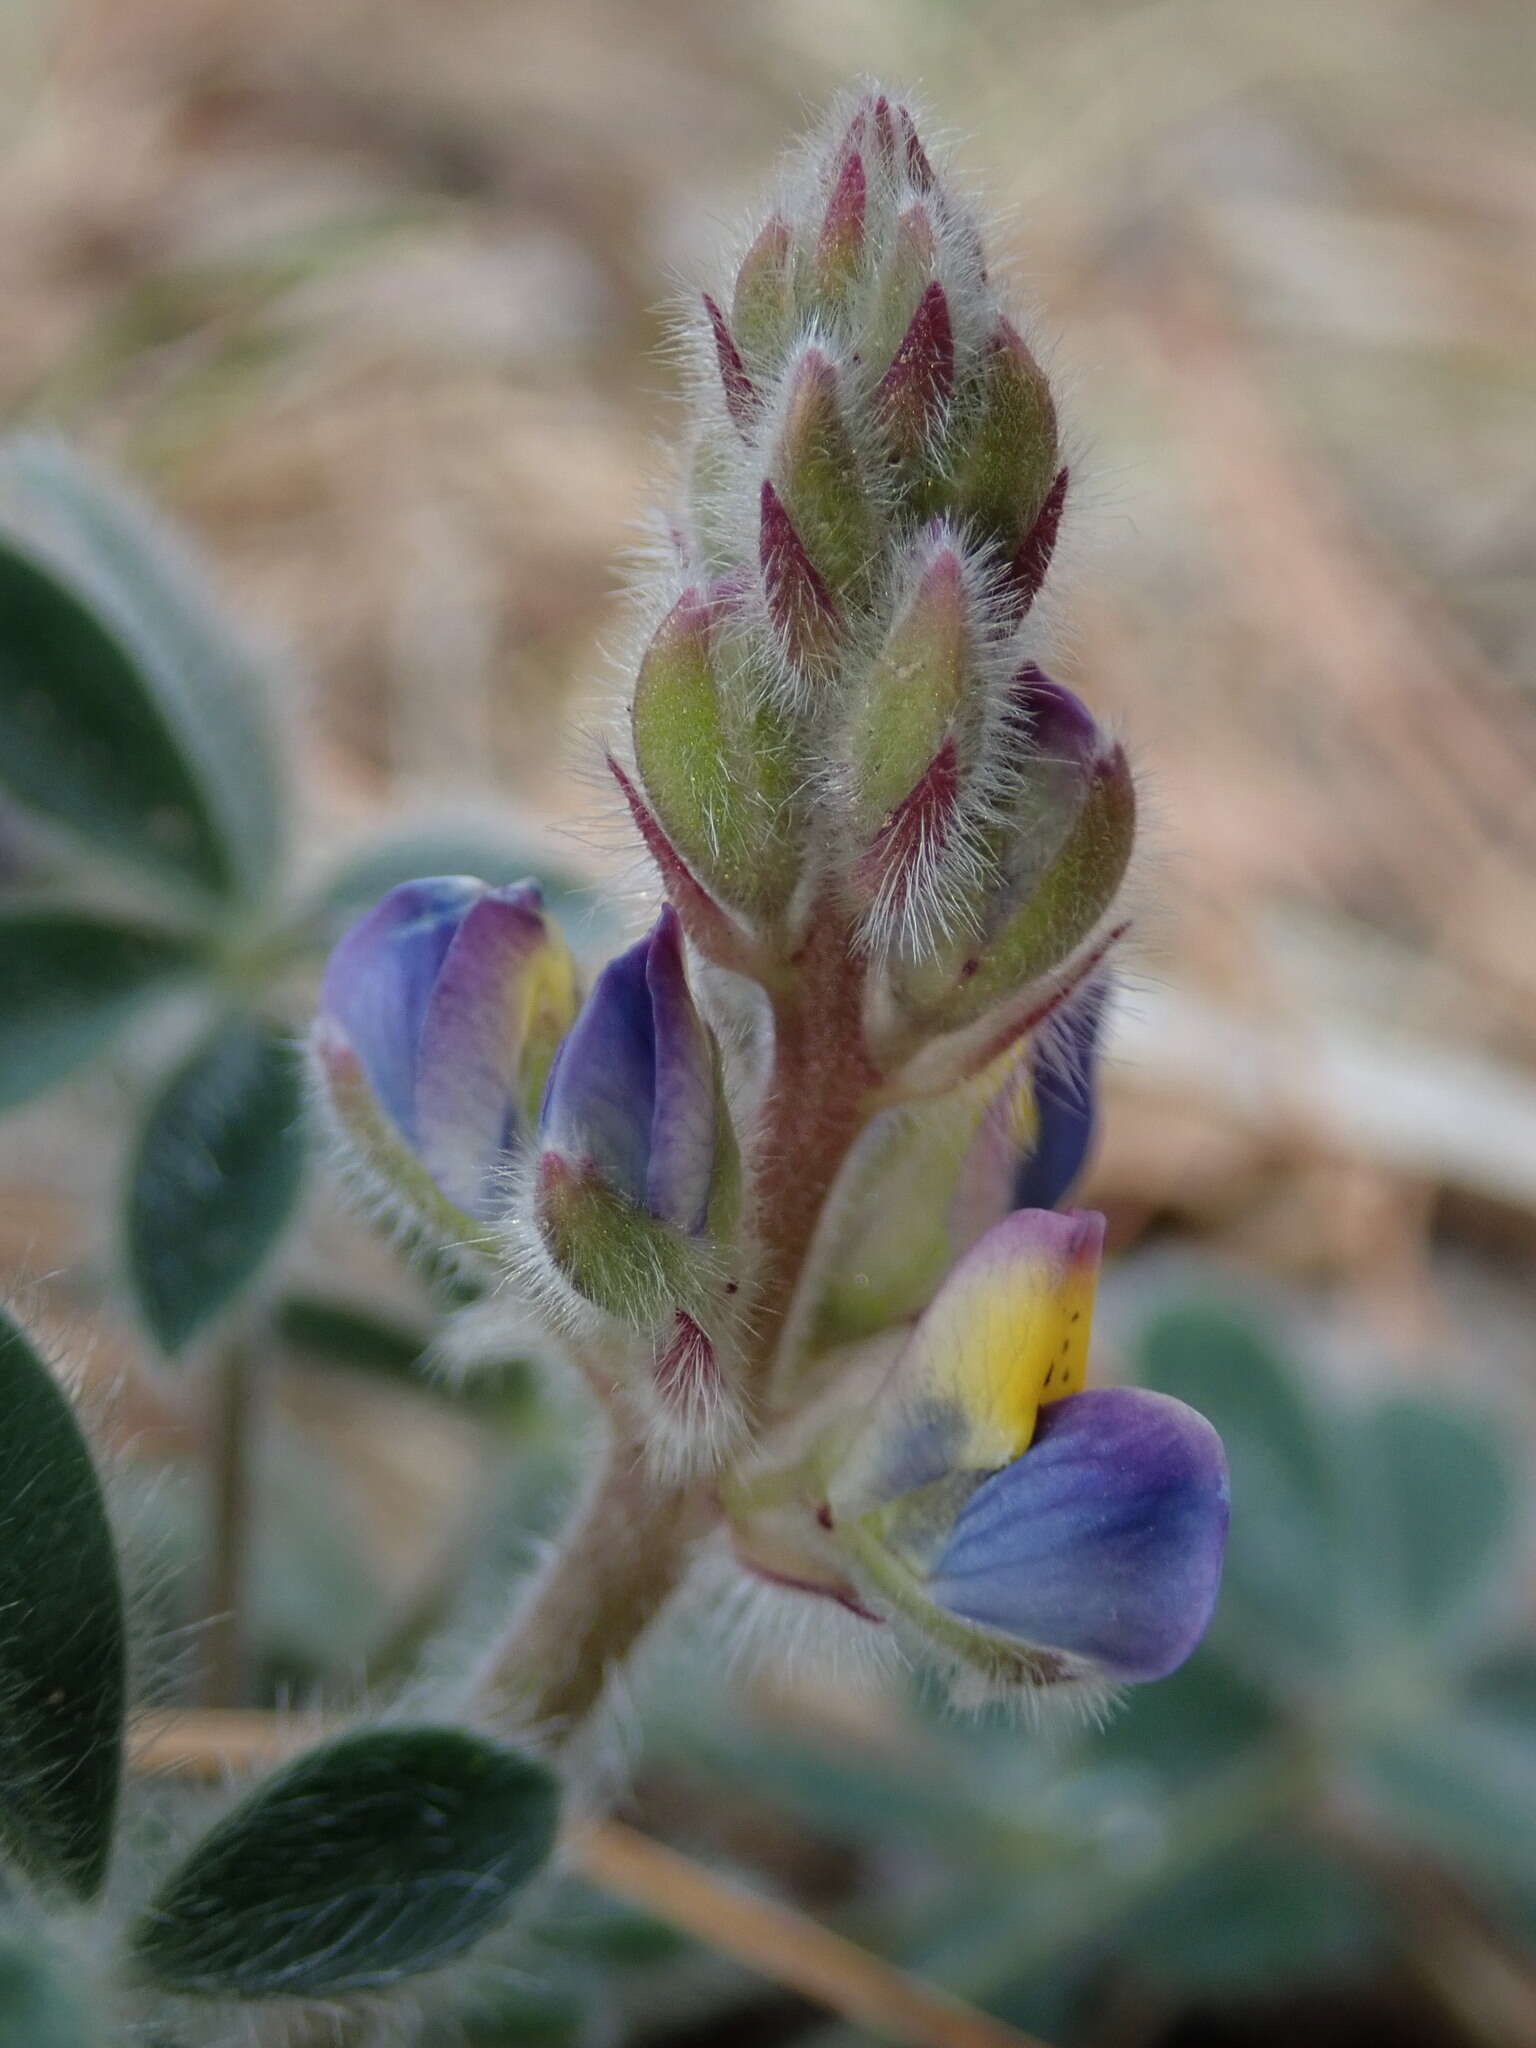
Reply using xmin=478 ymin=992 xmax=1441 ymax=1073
xmin=132 ymin=1726 xmax=560 ymax=1996
xmin=0 ymin=437 xmax=285 ymax=905
xmin=1138 ymin=1302 xmax=1344 ymax=1677
xmin=0 ymin=910 xmax=201 ymax=1113
xmin=126 ymin=1014 xmax=306 ymax=1355
xmin=0 ymin=1310 xmax=125 ymax=1898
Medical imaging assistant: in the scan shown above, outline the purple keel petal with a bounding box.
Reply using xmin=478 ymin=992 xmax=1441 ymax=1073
xmin=413 ymin=884 xmax=548 ymax=1219
xmin=1012 ymin=981 xmax=1106 ymax=1213
xmin=319 ymin=877 xmax=484 ymax=1142
xmin=643 ymin=907 xmax=715 ymax=1232
xmin=927 ymin=1387 xmax=1229 ymax=1683
xmin=539 ymin=931 xmax=656 ymax=1209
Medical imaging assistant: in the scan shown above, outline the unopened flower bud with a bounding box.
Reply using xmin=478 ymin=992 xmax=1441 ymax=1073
xmin=774 ymin=348 xmax=875 ymax=601
xmin=896 ymin=104 xmax=937 ymax=191
xmin=315 ymin=876 xmax=576 ymax=1233
xmin=952 ymin=319 xmax=1058 ymax=574
xmin=826 ymin=1209 xmax=1228 ymax=1687
xmin=535 ymin=909 xmax=736 ymax=1324
xmin=864 ymin=202 xmax=941 ymax=377
xmin=630 ymin=584 xmax=800 ymax=921
xmin=898 ymin=676 xmax=1133 ymax=1028
xmin=875 ymin=282 xmax=955 ymax=464
xmin=813 ymin=144 xmax=867 ymax=308
xmin=847 ymin=537 xmax=969 ymax=844
xmin=759 ymin=479 xmax=841 ymax=680
xmin=732 ymin=214 xmax=793 ymax=370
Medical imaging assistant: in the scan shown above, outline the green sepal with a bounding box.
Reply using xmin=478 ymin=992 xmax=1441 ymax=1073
xmin=536 ymin=1158 xmax=701 ymax=1328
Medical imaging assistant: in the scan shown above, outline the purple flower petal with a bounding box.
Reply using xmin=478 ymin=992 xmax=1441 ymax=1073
xmin=1012 ymin=982 xmax=1105 ymax=1213
xmin=319 ymin=878 xmax=484 ymax=1142
xmin=539 ymin=933 xmax=656 ymax=1208
xmin=926 ymin=1387 xmax=1229 ymax=1683
xmin=643 ymin=908 xmax=716 ymax=1233
xmin=413 ymin=884 xmax=549 ymax=1219
xmin=949 ymin=984 xmax=1108 ymax=1255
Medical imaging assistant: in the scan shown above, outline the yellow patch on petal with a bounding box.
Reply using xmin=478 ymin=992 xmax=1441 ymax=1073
xmin=515 ymin=927 xmax=580 ymax=1128
xmin=901 ymin=1209 xmax=1104 ymax=1468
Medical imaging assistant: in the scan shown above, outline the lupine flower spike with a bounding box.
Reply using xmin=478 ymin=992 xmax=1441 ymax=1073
xmin=315 ymin=88 xmax=1229 ymax=1719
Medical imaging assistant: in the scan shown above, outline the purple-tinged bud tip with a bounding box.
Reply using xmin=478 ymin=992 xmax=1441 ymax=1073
xmin=1007 ymin=668 xmax=1103 ymax=767
xmin=654 ymin=1309 xmax=725 ymax=1427
xmin=702 ymin=293 xmax=757 ymax=435
xmin=759 ymin=478 xmax=841 ymax=676
xmin=1002 ymin=466 xmax=1068 ymax=621
xmin=869 ymin=94 xmax=899 ymax=174
xmin=816 ymin=146 xmax=867 ymax=301
xmin=860 ymin=735 xmax=960 ymax=906
xmin=876 ymin=280 xmax=955 ymax=462
xmin=896 ymin=105 xmax=936 ymax=190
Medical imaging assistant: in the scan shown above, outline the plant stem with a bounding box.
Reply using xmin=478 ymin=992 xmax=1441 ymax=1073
xmin=472 ymin=1392 xmax=711 ymax=1745
xmin=748 ymin=914 xmax=879 ymax=1395
xmin=203 ymin=1328 xmax=259 ymax=1708
xmin=479 ymin=917 xmax=880 ymax=1750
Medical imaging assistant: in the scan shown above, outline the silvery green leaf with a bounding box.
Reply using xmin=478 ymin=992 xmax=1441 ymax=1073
xmin=1340 ymin=1393 xmax=1518 ymax=1653
xmin=0 ymin=1310 xmax=125 ymax=1899
xmin=131 ymin=1726 xmax=559 ymax=1997
xmin=0 ymin=437 xmax=286 ymax=908
xmin=1137 ymin=1303 xmax=1344 ymax=1680
xmin=1117 ymin=1841 xmax=1388 ymax=1995
xmin=125 ymin=1014 xmax=306 ymax=1356
xmin=0 ymin=908 xmax=202 ymax=1113
xmin=0 ymin=1922 xmax=95 ymax=2048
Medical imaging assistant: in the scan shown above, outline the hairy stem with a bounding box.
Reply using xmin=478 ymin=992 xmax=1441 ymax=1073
xmin=202 ymin=1329 xmax=258 ymax=1708
xmin=473 ymin=1393 xmax=711 ymax=1745
xmin=747 ymin=915 xmax=880 ymax=1394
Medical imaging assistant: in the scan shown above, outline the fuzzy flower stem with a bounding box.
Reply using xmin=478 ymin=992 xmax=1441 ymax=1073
xmin=202 ymin=1325 xmax=259 ymax=1709
xmin=746 ymin=911 xmax=880 ymax=1394
xmin=473 ymin=1385 xmax=711 ymax=1744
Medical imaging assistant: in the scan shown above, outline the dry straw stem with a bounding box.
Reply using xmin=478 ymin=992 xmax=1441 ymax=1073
xmin=131 ymin=1712 xmax=1046 ymax=2048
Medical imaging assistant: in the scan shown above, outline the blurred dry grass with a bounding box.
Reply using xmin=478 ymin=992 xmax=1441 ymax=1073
xmin=2 ymin=0 xmax=1535 ymax=1632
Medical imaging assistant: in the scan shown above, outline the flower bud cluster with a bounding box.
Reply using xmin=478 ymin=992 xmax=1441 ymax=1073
xmin=311 ymin=91 xmax=1228 ymax=1705
xmin=622 ymin=89 xmax=1133 ymax=1054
